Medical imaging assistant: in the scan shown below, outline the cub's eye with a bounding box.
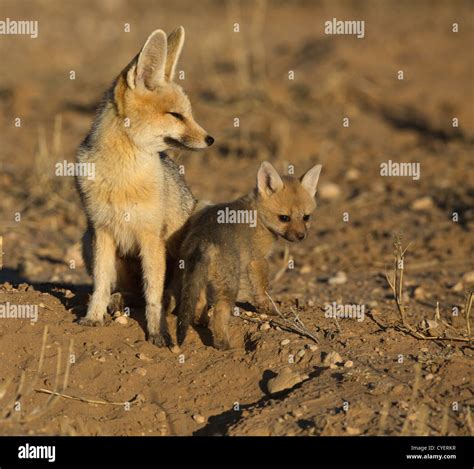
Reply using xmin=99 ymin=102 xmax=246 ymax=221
xmin=303 ymin=214 xmax=310 ymax=222
xmin=278 ymin=215 xmax=291 ymax=222
xmin=168 ymin=112 xmax=184 ymax=121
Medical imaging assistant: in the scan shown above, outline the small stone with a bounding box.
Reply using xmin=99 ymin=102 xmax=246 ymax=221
xmin=260 ymin=322 xmax=271 ymax=331
xmin=307 ymin=299 xmax=315 ymax=307
xmin=451 ymin=282 xmax=464 ymax=292
xmin=300 ymin=264 xmax=312 ymax=274
xmin=346 ymin=426 xmax=361 ymax=435
xmin=134 ymin=367 xmax=147 ymax=377
xmin=136 ymin=353 xmax=153 ymax=362
xmin=345 ymin=168 xmax=360 ymax=181
xmin=307 ymin=344 xmax=318 ymax=352
xmin=170 ymin=345 xmax=181 ymax=354
xmin=267 ymin=367 xmax=308 ymax=394
xmin=193 ymin=414 xmax=206 ymax=424
xmin=280 ymin=339 xmax=290 ymax=346
xmin=414 ymin=287 xmax=427 ymax=301
xmin=97 ymin=356 xmax=106 ymax=363
xmin=296 ymin=349 xmax=306 ymax=358
xmin=260 ymin=314 xmax=268 ymax=320
xmin=410 ymin=196 xmax=434 ymax=211
xmin=328 ymin=271 xmax=347 ymax=285
xmin=344 ymin=360 xmax=354 ymax=368
xmin=425 ymin=373 xmax=434 ymax=381
xmin=39 ymin=303 xmax=45 ymax=308
xmin=115 ymin=315 xmax=128 ymax=325
xmin=322 ymin=351 xmax=343 ymax=367
xmin=319 ymin=182 xmax=341 ymax=201
xmin=462 ymin=271 xmax=474 ymax=284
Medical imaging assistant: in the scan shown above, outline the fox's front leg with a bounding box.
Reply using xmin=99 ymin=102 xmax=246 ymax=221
xmin=247 ymin=258 xmax=274 ymax=315
xmin=139 ymin=232 xmax=171 ymax=347
xmin=79 ymin=228 xmax=117 ymax=326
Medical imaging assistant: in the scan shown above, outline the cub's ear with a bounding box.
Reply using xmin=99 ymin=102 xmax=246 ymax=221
xmin=127 ymin=29 xmax=167 ymax=90
xmin=300 ymin=164 xmax=322 ymax=198
xmin=257 ymin=161 xmax=284 ymax=197
xmin=165 ymin=26 xmax=185 ymax=81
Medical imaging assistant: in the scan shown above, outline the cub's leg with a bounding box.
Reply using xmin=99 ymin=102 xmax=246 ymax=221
xmin=247 ymin=258 xmax=274 ymax=314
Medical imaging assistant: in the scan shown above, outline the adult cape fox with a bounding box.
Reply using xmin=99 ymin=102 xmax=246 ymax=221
xmin=176 ymin=161 xmax=322 ymax=350
xmin=76 ymin=27 xmax=213 ymax=347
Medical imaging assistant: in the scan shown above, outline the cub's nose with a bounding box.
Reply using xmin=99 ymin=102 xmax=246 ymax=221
xmin=205 ymin=135 xmax=215 ymax=146
xmin=297 ymin=232 xmax=306 ymax=241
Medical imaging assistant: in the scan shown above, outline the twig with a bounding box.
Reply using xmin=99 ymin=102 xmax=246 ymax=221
xmin=265 ymin=292 xmax=319 ymax=343
xmin=34 ymin=389 xmax=133 ymax=407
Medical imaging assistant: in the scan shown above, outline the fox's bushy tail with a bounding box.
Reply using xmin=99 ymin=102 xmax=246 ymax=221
xmin=176 ymin=248 xmax=208 ymax=346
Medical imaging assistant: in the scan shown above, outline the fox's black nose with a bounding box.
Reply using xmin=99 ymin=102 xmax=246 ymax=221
xmin=205 ymin=135 xmax=214 ymax=146
xmin=297 ymin=233 xmax=306 ymax=241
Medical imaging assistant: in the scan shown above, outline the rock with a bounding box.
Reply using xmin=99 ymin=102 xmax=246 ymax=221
xmin=267 ymin=367 xmax=308 ymax=394
xmin=425 ymin=373 xmax=434 ymax=381
xmin=300 ymin=264 xmax=312 ymax=274
xmin=345 ymin=168 xmax=360 ymax=181
xmin=462 ymin=271 xmax=474 ymax=284
xmin=260 ymin=322 xmax=271 ymax=332
xmin=328 ymin=271 xmax=347 ymax=285
xmin=133 ymin=367 xmax=147 ymax=377
xmin=322 ymin=351 xmax=343 ymax=367
xmin=193 ymin=414 xmax=206 ymax=424
xmin=319 ymin=182 xmax=341 ymax=201
xmin=136 ymin=353 xmax=153 ymax=362
xmin=414 ymin=287 xmax=428 ymax=301
xmin=306 ymin=344 xmax=318 ymax=352
xmin=344 ymin=360 xmax=354 ymax=368
xmin=280 ymin=339 xmax=290 ymax=346
xmin=346 ymin=426 xmax=361 ymax=435
xmin=115 ymin=315 xmax=128 ymax=325
xmin=410 ymin=196 xmax=434 ymax=211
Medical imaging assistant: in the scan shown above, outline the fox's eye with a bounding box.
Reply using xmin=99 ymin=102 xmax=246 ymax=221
xmin=278 ymin=215 xmax=291 ymax=222
xmin=168 ymin=112 xmax=184 ymax=121
xmin=303 ymin=214 xmax=310 ymax=222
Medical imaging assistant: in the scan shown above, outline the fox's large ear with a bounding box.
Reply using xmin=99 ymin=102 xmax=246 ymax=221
xmin=128 ymin=30 xmax=167 ymax=90
xmin=300 ymin=164 xmax=322 ymax=198
xmin=257 ymin=161 xmax=284 ymax=197
xmin=165 ymin=26 xmax=185 ymax=82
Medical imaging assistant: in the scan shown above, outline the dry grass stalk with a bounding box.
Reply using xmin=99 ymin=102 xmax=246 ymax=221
xmin=0 ymin=326 xmax=73 ymax=424
xmin=385 ymin=236 xmax=472 ymax=343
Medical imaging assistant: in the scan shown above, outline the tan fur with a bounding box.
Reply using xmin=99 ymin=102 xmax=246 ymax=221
xmin=76 ymin=27 xmax=213 ymax=347
xmin=175 ymin=161 xmax=322 ymax=350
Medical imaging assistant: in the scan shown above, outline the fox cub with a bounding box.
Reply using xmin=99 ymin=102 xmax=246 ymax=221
xmin=76 ymin=27 xmax=213 ymax=347
xmin=176 ymin=161 xmax=322 ymax=350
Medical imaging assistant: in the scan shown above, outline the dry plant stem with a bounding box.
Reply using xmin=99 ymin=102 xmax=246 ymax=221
xmin=34 ymin=389 xmax=129 ymax=406
xmin=465 ymin=292 xmax=472 ymax=340
xmin=385 ymin=239 xmax=471 ymax=343
xmin=265 ymin=292 xmax=319 ymax=343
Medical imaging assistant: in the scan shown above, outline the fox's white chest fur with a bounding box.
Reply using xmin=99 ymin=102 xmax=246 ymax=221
xmin=78 ymin=150 xmax=165 ymax=254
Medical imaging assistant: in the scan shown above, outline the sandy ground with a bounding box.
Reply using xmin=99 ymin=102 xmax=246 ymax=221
xmin=0 ymin=0 xmax=473 ymax=436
